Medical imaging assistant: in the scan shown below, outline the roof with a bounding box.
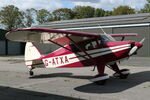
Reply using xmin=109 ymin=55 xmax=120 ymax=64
xmin=36 ymin=13 xmax=150 ymax=29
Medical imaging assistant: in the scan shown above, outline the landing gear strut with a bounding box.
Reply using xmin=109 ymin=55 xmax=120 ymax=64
xmin=90 ymin=63 xmax=130 ymax=85
xmin=90 ymin=64 xmax=109 ymax=85
xmin=113 ymin=69 xmax=130 ymax=79
xmin=108 ymin=63 xmax=130 ymax=79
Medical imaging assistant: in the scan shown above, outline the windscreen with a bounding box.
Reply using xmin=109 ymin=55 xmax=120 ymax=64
xmin=100 ymin=34 xmax=116 ymax=44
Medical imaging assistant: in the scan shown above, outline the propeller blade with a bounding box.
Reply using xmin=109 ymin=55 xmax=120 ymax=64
xmin=129 ymin=46 xmax=138 ymax=56
xmin=129 ymin=38 xmax=145 ymax=56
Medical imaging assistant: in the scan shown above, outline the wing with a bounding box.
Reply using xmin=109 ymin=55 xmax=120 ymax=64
xmin=6 ymin=27 xmax=137 ymax=44
xmin=110 ymin=33 xmax=137 ymax=37
xmin=6 ymin=27 xmax=100 ymax=45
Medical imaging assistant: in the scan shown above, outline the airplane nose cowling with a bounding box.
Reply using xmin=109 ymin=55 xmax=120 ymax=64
xmin=129 ymin=38 xmax=144 ymax=56
xmin=129 ymin=42 xmax=143 ymax=56
xmin=135 ymin=42 xmax=143 ymax=48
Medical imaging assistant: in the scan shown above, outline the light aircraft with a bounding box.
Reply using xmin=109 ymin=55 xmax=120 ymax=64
xmin=6 ymin=27 xmax=144 ymax=85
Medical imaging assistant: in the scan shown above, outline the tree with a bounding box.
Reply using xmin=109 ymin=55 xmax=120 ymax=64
xmin=94 ymin=8 xmax=105 ymax=17
xmin=36 ymin=9 xmax=52 ymax=24
xmin=52 ymin=8 xmax=75 ymax=20
xmin=73 ymin=6 xmax=95 ymax=19
xmin=104 ymin=10 xmax=113 ymax=16
xmin=23 ymin=8 xmax=36 ymax=27
xmin=113 ymin=6 xmax=135 ymax=15
xmin=140 ymin=0 xmax=150 ymax=13
xmin=0 ymin=5 xmax=24 ymax=31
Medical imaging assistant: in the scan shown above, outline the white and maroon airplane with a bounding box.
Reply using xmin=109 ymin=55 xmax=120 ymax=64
xmin=6 ymin=27 xmax=144 ymax=85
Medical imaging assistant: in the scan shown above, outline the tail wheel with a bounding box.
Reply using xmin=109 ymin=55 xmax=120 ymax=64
xmin=29 ymin=70 xmax=34 ymax=76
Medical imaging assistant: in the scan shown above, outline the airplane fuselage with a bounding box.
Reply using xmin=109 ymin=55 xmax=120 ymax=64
xmin=34 ymin=41 xmax=142 ymax=69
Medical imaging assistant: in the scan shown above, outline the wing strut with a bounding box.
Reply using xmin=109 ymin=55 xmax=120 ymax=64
xmin=66 ymin=36 xmax=97 ymax=70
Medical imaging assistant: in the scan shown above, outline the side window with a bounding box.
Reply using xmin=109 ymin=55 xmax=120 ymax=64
xmin=98 ymin=39 xmax=101 ymax=45
xmin=92 ymin=41 xmax=97 ymax=48
xmin=85 ymin=43 xmax=93 ymax=50
xmin=70 ymin=38 xmax=99 ymax=52
xmin=85 ymin=41 xmax=98 ymax=50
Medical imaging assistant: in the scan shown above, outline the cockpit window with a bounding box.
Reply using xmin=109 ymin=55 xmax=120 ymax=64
xmin=70 ymin=35 xmax=115 ymax=53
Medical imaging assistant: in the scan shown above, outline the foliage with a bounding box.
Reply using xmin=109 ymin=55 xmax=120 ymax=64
xmin=113 ymin=6 xmax=135 ymax=15
xmin=73 ymin=6 xmax=95 ymax=19
xmin=23 ymin=8 xmax=36 ymax=27
xmin=94 ymin=8 xmax=105 ymax=17
xmin=140 ymin=0 xmax=150 ymax=13
xmin=52 ymin=8 xmax=75 ymax=20
xmin=36 ymin=9 xmax=52 ymax=24
xmin=0 ymin=5 xmax=24 ymax=30
xmin=104 ymin=10 xmax=113 ymax=16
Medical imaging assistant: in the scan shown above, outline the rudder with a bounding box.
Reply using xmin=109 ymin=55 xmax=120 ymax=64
xmin=25 ymin=42 xmax=43 ymax=68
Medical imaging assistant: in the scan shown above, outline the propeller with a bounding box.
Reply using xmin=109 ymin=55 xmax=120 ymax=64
xmin=128 ymin=45 xmax=138 ymax=56
xmin=128 ymin=38 xmax=145 ymax=56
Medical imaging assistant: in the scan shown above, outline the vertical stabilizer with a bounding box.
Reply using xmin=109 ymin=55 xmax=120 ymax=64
xmin=25 ymin=42 xmax=42 ymax=67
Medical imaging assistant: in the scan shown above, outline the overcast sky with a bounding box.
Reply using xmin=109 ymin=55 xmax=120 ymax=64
xmin=0 ymin=0 xmax=148 ymax=11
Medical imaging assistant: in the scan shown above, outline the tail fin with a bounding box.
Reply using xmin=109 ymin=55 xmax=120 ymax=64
xmin=25 ymin=42 xmax=43 ymax=67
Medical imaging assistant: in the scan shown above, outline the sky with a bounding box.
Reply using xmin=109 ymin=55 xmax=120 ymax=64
xmin=0 ymin=0 xmax=148 ymax=11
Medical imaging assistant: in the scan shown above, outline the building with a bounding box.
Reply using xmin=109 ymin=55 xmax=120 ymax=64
xmin=0 ymin=29 xmax=24 ymax=55
xmin=37 ymin=13 xmax=150 ymax=57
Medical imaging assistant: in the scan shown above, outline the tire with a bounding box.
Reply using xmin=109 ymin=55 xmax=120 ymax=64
xmin=29 ymin=71 xmax=34 ymax=76
xmin=119 ymin=74 xmax=129 ymax=79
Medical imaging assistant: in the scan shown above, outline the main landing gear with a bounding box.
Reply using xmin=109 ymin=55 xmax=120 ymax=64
xmin=90 ymin=63 xmax=130 ymax=85
xmin=108 ymin=63 xmax=130 ymax=79
xmin=90 ymin=74 xmax=109 ymax=85
xmin=90 ymin=64 xmax=109 ymax=85
xmin=113 ymin=69 xmax=130 ymax=79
